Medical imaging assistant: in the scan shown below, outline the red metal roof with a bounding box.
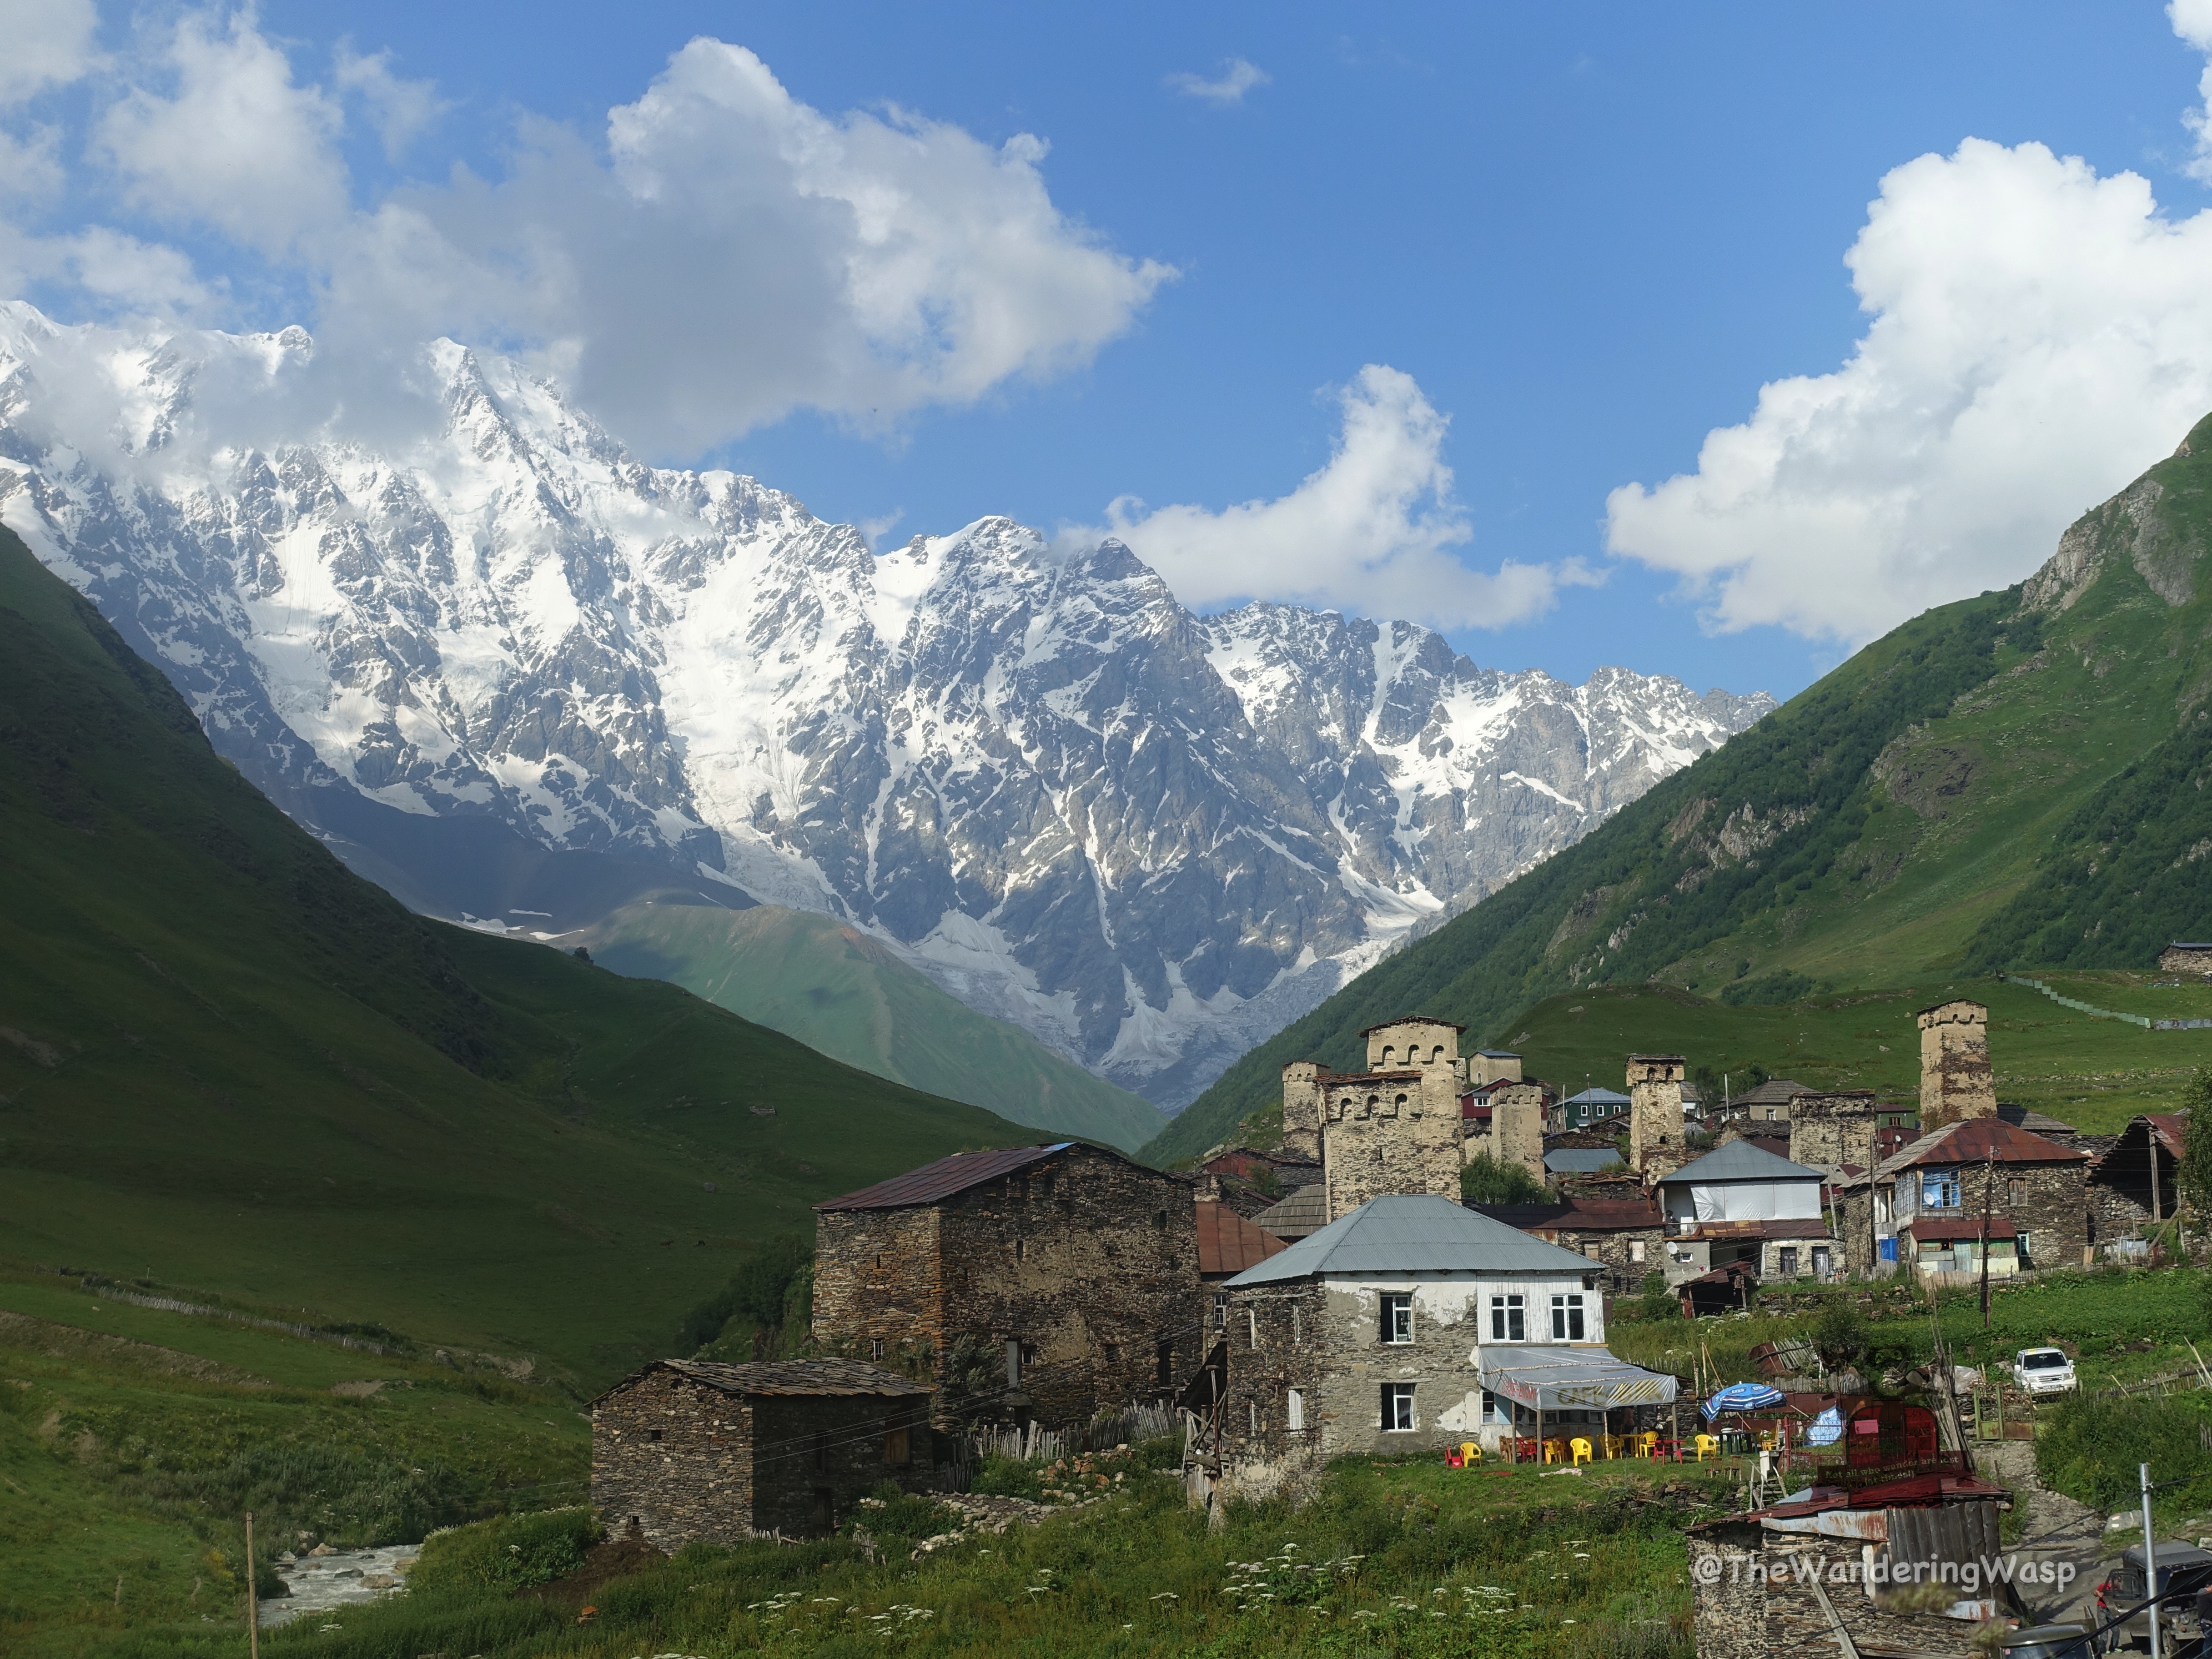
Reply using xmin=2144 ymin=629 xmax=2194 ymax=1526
xmin=814 ymin=1143 xmax=1074 ymax=1211
xmin=1196 ymin=1203 xmax=1288 ymax=1277
xmin=1879 ymin=1116 xmax=2087 ymax=1173
xmin=1904 ymin=1218 xmax=2019 ymax=1242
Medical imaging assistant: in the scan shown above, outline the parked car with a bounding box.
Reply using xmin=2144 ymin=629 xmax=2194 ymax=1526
xmin=2012 ymin=1347 xmax=2077 ymax=1395
xmin=2092 ymin=1541 xmax=2212 ymax=1653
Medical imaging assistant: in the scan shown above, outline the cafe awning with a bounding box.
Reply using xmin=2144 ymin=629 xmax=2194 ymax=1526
xmin=1477 ymin=1346 xmax=1680 ymax=1412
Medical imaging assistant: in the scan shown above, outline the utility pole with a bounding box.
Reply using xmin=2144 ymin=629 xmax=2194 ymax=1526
xmin=245 ymin=1509 xmax=259 ymax=1659
xmin=2143 ymin=1462 xmax=2163 ymax=1659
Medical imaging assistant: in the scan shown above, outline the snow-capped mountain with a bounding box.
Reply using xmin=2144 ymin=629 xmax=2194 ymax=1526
xmin=0 ymin=304 xmax=1773 ymax=1108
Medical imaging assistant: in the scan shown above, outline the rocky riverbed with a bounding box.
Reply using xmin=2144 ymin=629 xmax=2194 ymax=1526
xmin=258 ymin=1544 xmax=417 ymax=1629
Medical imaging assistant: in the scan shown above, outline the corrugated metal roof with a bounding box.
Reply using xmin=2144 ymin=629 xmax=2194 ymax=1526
xmin=814 ymin=1143 xmax=1074 ymax=1211
xmin=592 ymin=1357 xmax=934 ymax=1405
xmin=1224 ymin=1193 xmax=1597 ymax=1286
xmin=1562 ymin=1087 xmax=1631 ymax=1106
xmin=1905 ymin=1219 xmax=2018 ymax=1242
xmin=1658 ymin=1139 xmax=1825 ymax=1185
xmin=1873 ymin=1117 xmax=2086 ymax=1178
xmin=1250 ymin=1182 xmax=1330 ymax=1240
xmin=1197 ymin=1203 xmax=1288 ymax=1276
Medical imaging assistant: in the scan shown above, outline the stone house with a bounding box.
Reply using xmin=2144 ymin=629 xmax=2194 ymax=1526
xmin=1652 ymin=1140 xmax=1840 ymax=1284
xmin=1787 ymin=1091 xmax=1881 ymax=1174
xmin=2086 ymin=1112 xmax=2188 ymax=1242
xmin=1208 ymin=1194 xmax=1677 ymax=1498
xmin=590 ymin=1358 xmax=933 ymax=1548
xmin=811 ymin=1142 xmax=1205 ymax=1429
xmin=2160 ymin=941 xmax=2212 ymax=975
xmin=1720 ymin=1078 xmax=1814 ymax=1127
xmin=1472 ymin=1196 xmax=1667 ymax=1293
xmin=1198 ymin=1201 xmax=1287 ymax=1340
xmin=1832 ymin=1117 xmax=2089 ymax=1278
xmin=1625 ymin=1054 xmax=1688 ymax=1178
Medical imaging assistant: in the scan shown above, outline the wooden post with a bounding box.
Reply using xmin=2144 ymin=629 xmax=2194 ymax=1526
xmin=1979 ymin=1150 xmax=1995 ymax=1329
xmin=245 ymin=1510 xmax=258 ymax=1659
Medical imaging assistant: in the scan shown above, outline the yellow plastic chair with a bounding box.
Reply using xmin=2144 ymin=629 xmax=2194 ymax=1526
xmin=1543 ymin=1437 xmax=1564 ymax=1464
xmin=1460 ymin=1441 xmax=1481 ymax=1467
xmin=1599 ymin=1433 xmax=1624 ymax=1460
xmin=1637 ymin=1431 xmax=1659 ymax=1459
xmin=1692 ymin=1433 xmax=1719 ymax=1462
xmin=1570 ymin=1436 xmax=1593 ymax=1465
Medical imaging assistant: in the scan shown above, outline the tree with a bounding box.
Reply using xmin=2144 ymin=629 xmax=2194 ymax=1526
xmin=1461 ymin=1151 xmax=1547 ymax=1206
xmin=1812 ymin=1301 xmax=1865 ymax=1368
xmin=2175 ymin=1068 xmax=2212 ymax=1215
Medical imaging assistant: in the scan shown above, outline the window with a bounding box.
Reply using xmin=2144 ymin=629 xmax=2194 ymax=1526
xmin=2017 ymin=1231 xmax=2033 ymax=1264
xmin=1156 ymin=1341 xmax=1175 ymax=1389
xmin=1292 ymin=1306 xmax=1302 ymax=1346
xmin=1765 ymin=1107 xmax=1777 ymax=1121
xmin=1381 ymin=1046 xmax=1395 ymax=1066
xmin=1382 ymin=1383 xmax=1416 ymax=1432
xmin=1922 ymin=1167 xmax=1961 ymax=1210
xmin=1287 ymin=1388 xmax=1306 ymax=1431
xmin=870 ymin=1337 xmax=885 ymax=1362
xmin=1154 ymin=1210 xmax=1167 ymax=1230
xmin=1550 ymin=1293 xmax=1586 ymax=1341
xmin=1212 ymin=1292 xmax=1227 ymax=1331
xmin=1583 ymin=1243 xmax=1602 ymax=1260
xmin=1005 ymin=1339 xmax=1022 ymax=1387
xmin=1630 ymin=1239 xmax=1646 ymax=1264
xmin=1248 ymin=1401 xmax=1259 ymax=1433
xmin=1481 ymin=1389 xmax=1501 ymax=1423
xmin=647 ymin=1428 xmax=664 ymax=1443
xmin=1776 ymin=1247 xmax=1799 ymax=1277
xmin=1015 ymin=1237 xmax=1026 ymax=1261
xmin=1489 ymin=1293 xmax=1526 ymax=1342
xmin=1380 ymin=1293 xmax=1413 ymax=1345
xmin=883 ymin=1427 xmax=911 ymax=1465
xmin=2008 ymin=1178 xmax=2026 ymax=1207
xmin=1103 ymin=1343 xmax=1119 ymax=1364
xmin=1247 ymin=1308 xmax=1261 ymax=1349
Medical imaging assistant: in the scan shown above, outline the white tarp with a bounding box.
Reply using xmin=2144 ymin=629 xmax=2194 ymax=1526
xmin=1478 ymin=1346 xmax=1680 ymax=1411
xmin=1678 ymin=1181 xmax=1822 ymax=1222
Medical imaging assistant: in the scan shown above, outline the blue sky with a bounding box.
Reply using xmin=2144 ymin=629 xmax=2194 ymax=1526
xmin=10 ymin=3 xmax=2212 ymax=699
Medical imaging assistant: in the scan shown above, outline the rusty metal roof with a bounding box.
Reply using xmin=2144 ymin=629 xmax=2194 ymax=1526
xmin=1905 ymin=1218 xmax=2019 ymax=1242
xmin=1874 ymin=1116 xmax=2087 ymax=1176
xmin=813 ymin=1143 xmax=1075 ymax=1211
xmin=590 ymin=1357 xmax=934 ymax=1406
xmin=1197 ymin=1202 xmax=1288 ymax=1277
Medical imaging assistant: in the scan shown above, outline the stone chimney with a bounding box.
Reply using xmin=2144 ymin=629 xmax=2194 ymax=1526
xmin=1626 ymin=1054 xmax=1686 ymax=1178
xmin=1916 ymin=1000 xmax=1995 ymax=1131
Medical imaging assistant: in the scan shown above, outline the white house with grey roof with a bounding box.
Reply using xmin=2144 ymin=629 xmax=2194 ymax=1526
xmin=1205 ymin=1195 xmax=1678 ymax=1501
xmin=1652 ymin=1140 xmax=1842 ymax=1284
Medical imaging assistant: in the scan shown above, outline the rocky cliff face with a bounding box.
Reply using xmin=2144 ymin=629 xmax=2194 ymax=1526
xmin=0 ymin=304 xmax=1773 ymax=1107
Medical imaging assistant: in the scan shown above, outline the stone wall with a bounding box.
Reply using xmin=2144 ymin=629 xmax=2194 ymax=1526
xmin=593 ymin=1367 xmax=755 ymax=1552
xmin=1789 ymin=1092 xmax=1880 ymax=1172
xmin=1364 ymin=1018 xmax=1461 ymax=1072
xmin=1281 ymin=1061 xmax=1324 ymax=1160
xmin=1552 ymin=1225 xmax=1666 ymax=1293
xmin=1917 ymin=1001 xmax=1995 ymax=1130
xmin=1626 ymin=1055 xmax=1686 ymax=1178
xmin=2160 ymin=945 xmax=2212 ymax=975
xmin=1322 ymin=1071 xmax=1465 ymax=1217
xmin=590 ymin=1368 xmax=932 ymax=1548
xmin=813 ymin=1145 xmax=1205 ymax=1429
xmin=1493 ymin=1084 xmax=1547 ymax=1186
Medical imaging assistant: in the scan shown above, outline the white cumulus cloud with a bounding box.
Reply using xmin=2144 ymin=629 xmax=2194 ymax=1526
xmin=94 ymin=9 xmax=347 ymax=256
xmin=2176 ymin=0 xmax=2212 ymax=179
xmin=1166 ymin=58 xmax=1271 ymax=105
xmin=0 ymin=0 xmax=100 ymax=103
xmin=1089 ymin=364 xmax=1569 ymax=630
xmin=333 ymin=45 xmax=448 ymax=160
xmin=1604 ymin=137 xmax=2212 ymax=644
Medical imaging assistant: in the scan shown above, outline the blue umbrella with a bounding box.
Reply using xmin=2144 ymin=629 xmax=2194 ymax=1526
xmin=1702 ymin=1381 xmax=1786 ymax=1422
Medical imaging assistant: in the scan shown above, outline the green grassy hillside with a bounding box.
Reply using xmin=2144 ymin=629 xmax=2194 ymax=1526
xmin=1148 ymin=414 xmax=2212 ymax=1163
xmin=574 ymin=902 xmax=1166 ymax=1152
xmin=0 ymin=526 xmax=1029 ymax=1387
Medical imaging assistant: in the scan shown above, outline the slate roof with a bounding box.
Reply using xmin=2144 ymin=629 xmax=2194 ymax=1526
xmin=1545 ymin=1148 xmax=1623 ymax=1174
xmin=1251 ymin=1182 xmax=1331 ymax=1240
xmin=593 ymin=1357 xmax=933 ymax=1406
xmin=814 ymin=1143 xmax=1073 ymax=1211
xmin=1197 ymin=1203 xmax=1289 ymax=1277
xmin=1658 ymin=1139 xmax=1826 ymax=1185
xmin=1729 ymin=1079 xmax=1814 ymax=1108
xmin=1225 ymin=1193 xmax=1597 ymax=1287
xmin=1872 ymin=1117 xmax=2087 ymax=1178
xmin=1997 ymin=1103 xmax=2080 ymax=1138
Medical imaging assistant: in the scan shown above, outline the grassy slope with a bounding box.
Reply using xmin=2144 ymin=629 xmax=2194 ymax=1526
xmin=576 ymin=901 xmax=1166 ymax=1152
xmin=0 ymin=525 xmax=1029 ymax=1386
xmin=1149 ymin=416 xmax=2212 ymax=1164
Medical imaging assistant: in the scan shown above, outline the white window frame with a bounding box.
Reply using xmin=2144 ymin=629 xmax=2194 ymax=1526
xmin=1382 ymin=1382 xmax=1416 ymax=1432
xmin=1381 ymin=1292 xmax=1414 ymax=1345
xmin=1550 ymin=1292 xmax=1586 ymax=1341
xmin=1490 ymin=1293 xmax=1525 ymax=1342
xmin=1287 ymin=1388 xmax=1306 ymax=1432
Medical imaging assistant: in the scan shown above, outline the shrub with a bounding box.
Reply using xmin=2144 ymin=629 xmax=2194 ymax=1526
xmin=967 ymin=1453 xmax=1045 ymax=1500
xmin=1813 ymin=1302 xmax=1865 ymax=1367
xmin=1461 ymin=1151 xmax=1547 ymax=1205
xmin=845 ymin=1482 xmax=960 ymax=1545
xmin=408 ymin=1506 xmax=601 ymax=1595
xmin=2036 ymin=1393 xmax=2212 ymax=1514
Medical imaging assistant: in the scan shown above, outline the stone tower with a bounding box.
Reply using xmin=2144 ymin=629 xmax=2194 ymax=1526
xmin=1491 ymin=1081 xmax=1548 ymax=1189
xmin=1916 ymin=1000 xmax=1995 ymax=1131
xmin=1280 ymin=1061 xmax=1325 ymax=1160
xmin=1626 ymin=1054 xmax=1687 ymax=1179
